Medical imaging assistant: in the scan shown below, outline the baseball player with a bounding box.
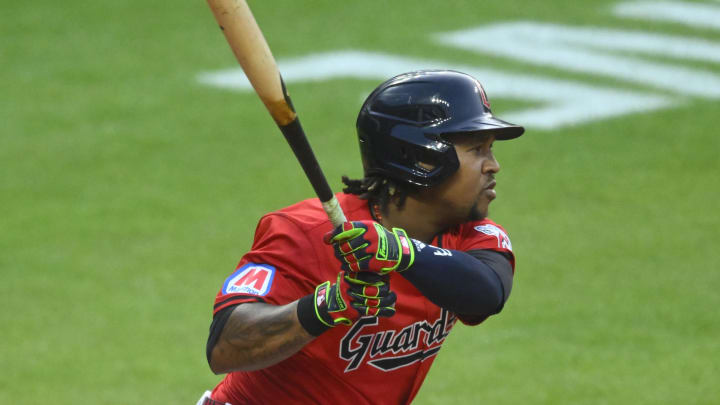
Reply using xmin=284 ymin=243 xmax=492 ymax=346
xmin=200 ymin=70 xmax=524 ymax=405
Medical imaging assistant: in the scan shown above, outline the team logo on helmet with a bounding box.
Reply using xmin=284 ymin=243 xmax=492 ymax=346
xmin=478 ymin=84 xmax=491 ymax=110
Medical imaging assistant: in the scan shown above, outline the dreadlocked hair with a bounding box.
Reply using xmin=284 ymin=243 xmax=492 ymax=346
xmin=341 ymin=175 xmax=411 ymax=214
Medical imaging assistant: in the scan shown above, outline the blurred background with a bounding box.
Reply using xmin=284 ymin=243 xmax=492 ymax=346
xmin=2 ymin=0 xmax=719 ymax=403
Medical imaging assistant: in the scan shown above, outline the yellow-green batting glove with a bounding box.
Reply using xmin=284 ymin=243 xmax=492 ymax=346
xmin=296 ymin=272 xmax=397 ymax=336
xmin=323 ymin=221 xmax=415 ymax=274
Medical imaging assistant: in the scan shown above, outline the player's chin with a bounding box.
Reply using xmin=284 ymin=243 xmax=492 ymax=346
xmin=468 ymin=201 xmax=490 ymax=221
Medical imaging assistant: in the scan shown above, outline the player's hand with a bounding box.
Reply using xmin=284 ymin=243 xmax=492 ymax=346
xmin=313 ymin=271 xmax=396 ymax=327
xmin=324 ymin=220 xmax=415 ymax=274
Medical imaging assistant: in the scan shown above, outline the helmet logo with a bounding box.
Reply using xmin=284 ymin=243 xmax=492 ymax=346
xmin=479 ymin=85 xmax=491 ymax=110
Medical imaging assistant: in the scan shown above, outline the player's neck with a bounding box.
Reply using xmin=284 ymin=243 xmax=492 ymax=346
xmin=375 ymin=197 xmax=447 ymax=244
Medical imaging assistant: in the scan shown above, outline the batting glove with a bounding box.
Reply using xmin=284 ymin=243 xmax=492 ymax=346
xmin=324 ymin=221 xmax=415 ymax=274
xmin=314 ymin=271 xmax=396 ymax=328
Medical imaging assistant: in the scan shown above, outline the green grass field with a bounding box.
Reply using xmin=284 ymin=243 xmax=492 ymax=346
xmin=3 ymin=0 xmax=719 ymax=403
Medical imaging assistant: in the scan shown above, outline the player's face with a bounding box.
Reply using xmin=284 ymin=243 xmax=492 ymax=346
xmin=421 ymin=134 xmax=500 ymax=223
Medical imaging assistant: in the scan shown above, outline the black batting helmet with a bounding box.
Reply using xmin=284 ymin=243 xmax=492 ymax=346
xmin=357 ymin=70 xmax=524 ymax=187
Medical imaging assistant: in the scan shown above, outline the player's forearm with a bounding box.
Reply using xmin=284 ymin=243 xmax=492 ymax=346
xmin=401 ymin=246 xmax=508 ymax=317
xmin=209 ymin=301 xmax=314 ymax=374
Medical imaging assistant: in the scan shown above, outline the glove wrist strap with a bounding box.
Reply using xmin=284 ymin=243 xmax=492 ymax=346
xmin=296 ymin=294 xmax=331 ymax=337
xmin=393 ymin=228 xmax=415 ymax=272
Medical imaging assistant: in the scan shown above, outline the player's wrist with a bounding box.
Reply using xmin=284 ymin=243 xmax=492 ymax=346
xmin=391 ymin=227 xmax=415 ymax=272
xmin=296 ymin=293 xmax=331 ymax=337
xmin=400 ymin=238 xmax=441 ymax=270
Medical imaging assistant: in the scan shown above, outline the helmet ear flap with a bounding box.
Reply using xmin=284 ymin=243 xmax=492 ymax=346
xmin=358 ymin=115 xmax=460 ymax=188
xmin=385 ymin=124 xmax=459 ymax=186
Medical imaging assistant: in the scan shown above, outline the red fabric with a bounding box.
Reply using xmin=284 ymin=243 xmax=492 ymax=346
xmin=437 ymin=219 xmax=516 ymax=272
xmin=210 ymin=193 xmax=515 ymax=405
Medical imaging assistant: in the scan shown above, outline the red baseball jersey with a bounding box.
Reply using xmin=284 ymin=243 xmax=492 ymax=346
xmin=210 ymin=193 xmax=515 ymax=405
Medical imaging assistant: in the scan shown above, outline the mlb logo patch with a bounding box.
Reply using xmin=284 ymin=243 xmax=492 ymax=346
xmin=474 ymin=224 xmax=512 ymax=251
xmin=223 ymin=263 xmax=276 ymax=296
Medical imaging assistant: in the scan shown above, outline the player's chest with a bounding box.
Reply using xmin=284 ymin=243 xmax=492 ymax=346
xmin=312 ymin=276 xmax=457 ymax=374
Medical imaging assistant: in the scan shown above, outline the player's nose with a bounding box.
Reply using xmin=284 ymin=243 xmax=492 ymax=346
xmin=483 ymin=153 xmax=500 ymax=174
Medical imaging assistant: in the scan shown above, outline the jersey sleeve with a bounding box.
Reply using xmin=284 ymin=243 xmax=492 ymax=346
xmin=212 ymin=213 xmax=319 ymax=316
xmin=453 ymin=219 xmax=515 ymax=272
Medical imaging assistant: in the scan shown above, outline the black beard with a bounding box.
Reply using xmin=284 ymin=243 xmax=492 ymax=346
xmin=466 ymin=189 xmax=490 ymax=222
xmin=468 ymin=203 xmax=487 ymax=222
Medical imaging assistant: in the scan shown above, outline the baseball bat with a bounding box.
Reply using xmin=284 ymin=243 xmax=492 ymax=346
xmin=206 ymin=0 xmax=347 ymax=227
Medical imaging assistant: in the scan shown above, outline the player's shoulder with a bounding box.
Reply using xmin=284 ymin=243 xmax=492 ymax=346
xmin=464 ymin=218 xmax=510 ymax=236
xmin=441 ymin=217 xmax=513 ymax=252
xmin=270 ymin=197 xmax=325 ymax=228
xmin=258 ymin=193 xmax=370 ymax=233
xmin=446 ymin=217 xmax=509 ymax=234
